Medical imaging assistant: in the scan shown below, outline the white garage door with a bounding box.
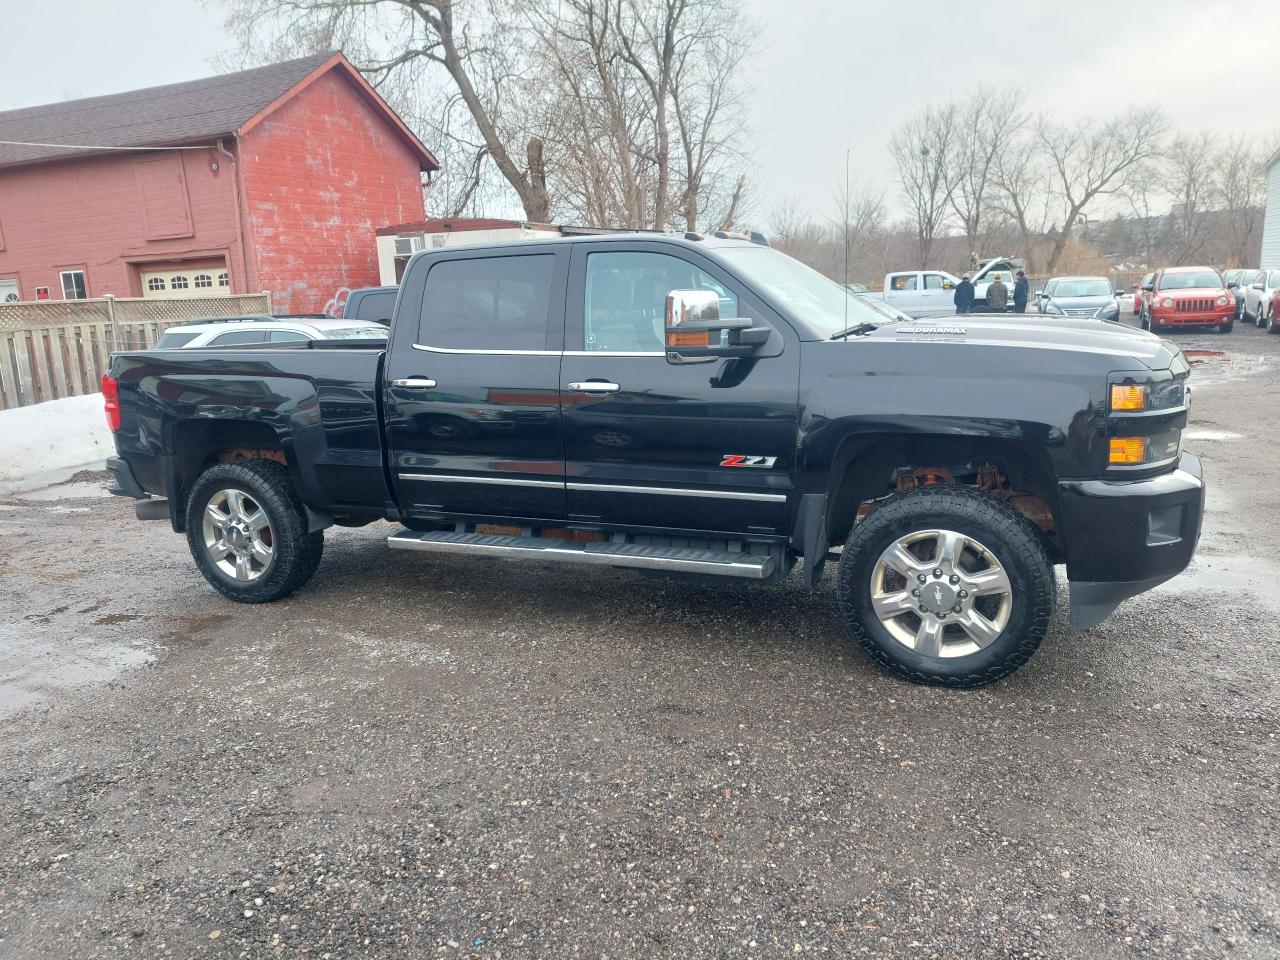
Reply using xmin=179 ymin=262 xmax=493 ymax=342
xmin=141 ymin=263 xmax=230 ymax=299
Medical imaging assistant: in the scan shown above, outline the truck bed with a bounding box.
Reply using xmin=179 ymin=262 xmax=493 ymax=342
xmin=110 ymin=345 xmax=389 ymax=517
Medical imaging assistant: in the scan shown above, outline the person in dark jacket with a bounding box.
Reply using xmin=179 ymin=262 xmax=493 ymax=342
xmin=954 ymin=275 xmax=975 ymax=314
xmin=987 ymin=273 xmax=1009 ymax=312
xmin=1013 ymin=270 xmax=1030 ymax=313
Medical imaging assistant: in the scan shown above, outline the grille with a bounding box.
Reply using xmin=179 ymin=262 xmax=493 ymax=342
xmin=1175 ymin=298 xmax=1215 ymax=313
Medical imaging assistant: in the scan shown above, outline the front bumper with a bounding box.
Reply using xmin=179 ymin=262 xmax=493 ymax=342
xmin=1151 ymin=312 xmax=1232 ymax=328
xmin=1058 ymin=452 xmax=1205 ymax=629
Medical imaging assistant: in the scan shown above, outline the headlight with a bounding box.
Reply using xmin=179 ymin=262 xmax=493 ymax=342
xmin=1160 ymin=297 xmax=1173 ymax=309
xmin=1045 ymin=303 xmax=1063 ymax=315
xmin=1109 ymin=379 xmax=1187 ymax=412
xmin=1216 ymin=295 xmax=1229 ymax=306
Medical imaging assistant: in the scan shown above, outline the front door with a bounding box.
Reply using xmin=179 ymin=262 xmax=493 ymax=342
xmin=383 ymin=246 xmax=569 ymax=523
xmin=558 ymin=242 xmax=798 ymax=536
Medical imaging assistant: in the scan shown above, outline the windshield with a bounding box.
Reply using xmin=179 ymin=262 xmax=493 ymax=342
xmin=714 ymin=246 xmax=903 ymax=337
xmin=1160 ymin=271 xmax=1222 ymax=290
xmin=320 ymin=326 xmax=389 ymax=339
xmin=1053 ymin=279 xmax=1112 ymax=298
xmin=1240 ymin=270 xmax=1260 ymax=284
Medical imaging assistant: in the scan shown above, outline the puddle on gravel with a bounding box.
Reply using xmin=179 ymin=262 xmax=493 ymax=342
xmin=15 ymin=482 xmax=110 ymax=501
xmin=1155 ymin=554 xmax=1280 ymax=611
xmin=0 ymin=633 xmax=155 ymax=718
xmin=1189 ymin=353 xmax=1273 ymax=389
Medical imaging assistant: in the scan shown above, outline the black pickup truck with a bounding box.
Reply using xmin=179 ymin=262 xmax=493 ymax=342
xmin=103 ymin=234 xmax=1204 ymax=687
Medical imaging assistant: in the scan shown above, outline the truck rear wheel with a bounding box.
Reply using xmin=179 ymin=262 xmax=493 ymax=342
xmin=185 ymin=460 xmax=323 ymax=603
xmin=836 ymin=486 xmax=1054 ymax=688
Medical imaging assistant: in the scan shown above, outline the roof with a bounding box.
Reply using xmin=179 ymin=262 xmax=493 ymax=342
xmin=0 ymin=52 xmax=438 ymax=172
xmin=1265 ymin=147 xmax=1280 ymax=172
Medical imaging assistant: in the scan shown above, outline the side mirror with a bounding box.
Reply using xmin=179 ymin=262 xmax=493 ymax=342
xmin=1253 ymin=282 xmax=1265 ymax=290
xmin=1115 ymin=289 xmax=1125 ymax=297
xmin=1226 ymin=281 xmax=1239 ymax=289
xmin=1036 ymin=290 xmax=1047 ymax=298
xmin=942 ymin=282 xmax=954 ymax=290
xmin=664 ymin=290 xmax=765 ymax=365
xmin=1142 ymin=283 xmax=1155 ymax=292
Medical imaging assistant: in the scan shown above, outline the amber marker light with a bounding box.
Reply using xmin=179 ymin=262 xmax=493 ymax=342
xmin=1110 ymin=384 xmax=1146 ymax=411
xmin=1109 ymin=437 xmax=1148 ymax=465
xmin=668 ymin=330 xmax=710 ymax=347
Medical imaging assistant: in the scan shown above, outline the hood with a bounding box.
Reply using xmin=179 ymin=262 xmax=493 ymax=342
xmin=1158 ymin=286 xmax=1228 ymax=297
xmin=1045 ymin=294 xmax=1115 ymax=315
xmin=864 ymin=314 xmax=1182 ymax=370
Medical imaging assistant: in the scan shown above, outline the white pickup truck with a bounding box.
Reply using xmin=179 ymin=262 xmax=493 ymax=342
xmin=869 ymin=256 xmax=1024 ymax=317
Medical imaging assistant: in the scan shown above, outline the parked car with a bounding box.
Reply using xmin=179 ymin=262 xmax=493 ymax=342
xmin=869 ymin=256 xmax=1024 ymax=316
xmin=103 ymin=233 xmax=1203 ymax=689
xmin=1270 ymin=286 xmax=1280 ymax=333
xmin=1139 ymin=267 xmax=1234 ymax=333
xmin=1223 ymin=269 xmax=1260 ymax=321
xmin=1133 ymin=272 xmax=1154 ymax=322
xmin=154 ymin=317 xmax=389 ymax=348
xmin=1035 ymin=276 xmax=1122 ymax=318
xmin=341 ymin=285 xmax=398 ymax=325
xmin=1242 ymin=268 xmax=1280 ymax=327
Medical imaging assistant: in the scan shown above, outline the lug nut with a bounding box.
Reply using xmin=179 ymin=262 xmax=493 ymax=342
xmin=917 ymin=574 xmax=927 ymax=584
xmin=953 ymin=604 xmax=962 ymax=613
xmin=919 ymin=604 xmax=928 ymax=613
xmin=958 ymin=590 xmax=968 ymax=599
xmin=911 ymin=588 xmax=920 ymax=597
xmin=950 ymin=574 xmax=960 ymax=584
xmin=933 ymin=568 xmax=943 ymax=578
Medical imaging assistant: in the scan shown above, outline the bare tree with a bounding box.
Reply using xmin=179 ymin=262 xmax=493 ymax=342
xmin=890 ymin=103 xmax=957 ymax=268
xmin=1038 ymin=108 xmax=1167 ymax=273
xmin=1123 ymin=159 xmax=1164 ymax=266
xmin=1164 ymin=132 xmax=1216 ymax=264
xmin=989 ymin=130 xmax=1055 ymax=275
xmin=946 ymin=87 xmax=1027 ymax=258
xmin=1214 ymin=134 xmax=1274 ymax=266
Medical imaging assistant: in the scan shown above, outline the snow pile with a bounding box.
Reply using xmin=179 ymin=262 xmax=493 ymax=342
xmin=0 ymin=393 xmax=114 ymax=494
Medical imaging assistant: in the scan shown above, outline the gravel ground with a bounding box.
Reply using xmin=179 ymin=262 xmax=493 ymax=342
xmin=0 ymin=320 xmax=1276 ymax=959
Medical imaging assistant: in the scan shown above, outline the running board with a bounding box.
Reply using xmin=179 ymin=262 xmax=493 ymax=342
xmin=386 ymin=530 xmax=775 ymax=579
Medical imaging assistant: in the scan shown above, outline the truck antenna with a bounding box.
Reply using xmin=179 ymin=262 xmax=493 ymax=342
xmin=843 ymin=147 xmax=850 ymax=339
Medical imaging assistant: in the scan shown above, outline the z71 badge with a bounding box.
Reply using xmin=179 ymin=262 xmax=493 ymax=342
xmin=720 ymin=455 xmax=777 ymax=468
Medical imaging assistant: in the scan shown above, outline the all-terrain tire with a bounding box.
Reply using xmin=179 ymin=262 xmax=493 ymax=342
xmin=836 ymin=486 xmax=1055 ymax=688
xmin=185 ymin=460 xmax=324 ymax=603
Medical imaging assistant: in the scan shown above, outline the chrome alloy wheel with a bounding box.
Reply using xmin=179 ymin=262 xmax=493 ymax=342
xmin=869 ymin=529 xmax=1013 ymax=659
xmin=202 ymin=488 xmax=275 ymax=582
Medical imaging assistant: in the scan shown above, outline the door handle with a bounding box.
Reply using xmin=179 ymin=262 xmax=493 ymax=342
xmin=567 ymin=381 xmax=620 ymax=393
xmin=392 ymin=378 xmax=437 ymax=389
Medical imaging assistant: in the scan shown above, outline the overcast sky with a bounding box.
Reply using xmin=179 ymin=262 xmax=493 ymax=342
xmin=4 ymin=0 xmax=1278 ymax=227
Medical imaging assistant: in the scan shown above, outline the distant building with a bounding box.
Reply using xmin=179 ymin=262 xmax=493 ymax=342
xmin=0 ymin=53 xmax=438 ymax=312
xmin=375 ymin=218 xmax=622 ymax=284
xmin=1263 ymin=149 xmax=1280 ymax=269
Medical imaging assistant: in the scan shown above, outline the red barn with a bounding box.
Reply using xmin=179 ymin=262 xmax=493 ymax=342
xmin=0 ymin=52 xmax=438 ymax=312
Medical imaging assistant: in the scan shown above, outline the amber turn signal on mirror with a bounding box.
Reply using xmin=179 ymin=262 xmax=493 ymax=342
xmin=667 ymin=330 xmax=711 ymax=347
xmin=1110 ymin=384 xmax=1146 ymax=411
xmin=1109 ymin=437 xmax=1148 ymax=465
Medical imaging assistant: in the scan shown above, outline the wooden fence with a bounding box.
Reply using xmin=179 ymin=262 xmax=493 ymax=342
xmin=0 ymin=293 xmax=271 ymax=410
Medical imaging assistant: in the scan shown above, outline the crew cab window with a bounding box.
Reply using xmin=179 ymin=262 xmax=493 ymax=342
xmin=419 ymin=255 xmax=553 ymax=351
xmin=155 ymin=331 xmax=199 ymax=348
xmin=584 ymin=251 xmax=738 ymax=353
xmin=890 ymin=274 xmax=917 ymax=292
xmin=269 ymin=330 xmax=311 ymax=342
xmin=210 ymin=329 xmax=268 ymax=345
xmin=351 ymin=291 xmax=396 ymax=324
xmin=923 ymin=274 xmax=948 ymax=290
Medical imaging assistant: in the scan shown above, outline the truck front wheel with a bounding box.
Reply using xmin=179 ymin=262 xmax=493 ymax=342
xmin=837 ymin=486 xmax=1054 ymax=687
xmin=185 ymin=460 xmax=324 ymax=603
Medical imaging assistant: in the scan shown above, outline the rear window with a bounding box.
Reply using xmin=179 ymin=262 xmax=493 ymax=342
xmin=350 ymin=291 xmax=396 ymax=324
xmin=418 ymin=255 xmax=554 ymax=351
xmin=156 ymin=331 xmax=200 ymax=348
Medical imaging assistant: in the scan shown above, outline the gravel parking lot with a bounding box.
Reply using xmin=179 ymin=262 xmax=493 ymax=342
xmin=0 ymin=320 xmax=1276 ymax=959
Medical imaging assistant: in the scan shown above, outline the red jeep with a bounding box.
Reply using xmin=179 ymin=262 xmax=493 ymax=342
xmin=1140 ymin=266 xmax=1234 ymax=333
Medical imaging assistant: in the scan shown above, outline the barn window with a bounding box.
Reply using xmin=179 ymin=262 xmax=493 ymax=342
xmin=194 ymin=274 xmax=213 ymax=288
xmin=171 ymin=275 xmax=189 ymax=290
xmin=147 ymin=277 xmax=166 ymax=292
xmin=217 ymin=272 xmax=229 ymax=287
xmin=60 ymin=270 xmax=88 ymax=300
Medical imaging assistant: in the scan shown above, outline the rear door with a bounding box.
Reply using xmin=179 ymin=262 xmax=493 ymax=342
xmin=919 ymin=273 xmax=952 ymax=315
xmin=558 ymin=241 xmax=798 ymax=535
xmin=383 ymin=246 xmax=569 ymax=523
